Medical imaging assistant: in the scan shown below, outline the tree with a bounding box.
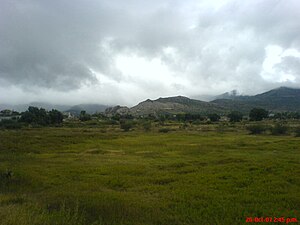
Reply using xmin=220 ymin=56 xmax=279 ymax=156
xmin=49 ymin=109 xmax=64 ymax=124
xmin=208 ymin=113 xmax=220 ymax=122
xmin=228 ymin=111 xmax=243 ymax=122
xmin=19 ymin=107 xmax=65 ymax=126
xmin=249 ymin=108 xmax=268 ymax=121
xmin=79 ymin=111 xmax=91 ymax=121
xmin=20 ymin=106 xmax=49 ymax=125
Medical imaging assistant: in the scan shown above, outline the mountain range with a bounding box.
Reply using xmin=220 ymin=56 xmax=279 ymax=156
xmin=106 ymin=87 xmax=300 ymax=116
xmin=211 ymin=87 xmax=300 ymax=113
xmin=1 ymin=87 xmax=300 ymax=115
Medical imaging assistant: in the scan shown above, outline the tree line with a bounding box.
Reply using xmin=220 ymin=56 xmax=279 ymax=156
xmin=1 ymin=106 xmax=300 ymax=130
xmin=0 ymin=107 xmax=63 ymax=128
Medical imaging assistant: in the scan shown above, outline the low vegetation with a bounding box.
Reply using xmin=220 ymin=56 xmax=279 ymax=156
xmin=295 ymin=126 xmax=300 ymax=137
xmin=0 ymin=119 xmax=22 ymax=129
xmin=249 ymin=108 xmax=269 ymax=121
xmin=246 ymin=124 xmax=268 ymax=134
xmin=0 ymin=118 xmax=299 ymax=224
xmin=227 ymin=111 xmax=243 ymax=122
xmin=0 ymin=106 xmax=300 ymax=224
xmin=270 ymin=123 xmax=289 ymax=136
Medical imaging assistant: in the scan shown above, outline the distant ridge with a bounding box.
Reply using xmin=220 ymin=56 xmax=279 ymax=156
xmin=1 ymin=87 xmax=300 ymax=115
xmin=129 ymin=87 xmax=300 ymax=115
xmin=65 ymin=104 xmax=109 ymax=115
xmin=211 ymin=87 xmax=300 ymax=112
xmin=214 ymin=90 xmax=242 ymax=100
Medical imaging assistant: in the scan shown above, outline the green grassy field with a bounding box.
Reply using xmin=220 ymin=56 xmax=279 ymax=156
xmin=0 ymin=124 xmax=299 ymax=224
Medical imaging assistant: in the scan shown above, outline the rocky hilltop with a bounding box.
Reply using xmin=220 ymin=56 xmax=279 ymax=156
xmin=104 ymin=105 xmax=130 ymax=116
xmin=108 ymin=87 xmax=300 ymax=116
xmin=130 ymin=96 xmax=225 ymax=116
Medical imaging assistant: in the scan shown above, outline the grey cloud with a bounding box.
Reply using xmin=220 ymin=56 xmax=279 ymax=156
xmin=160 ymin=0 xmax=300 ymax=94
xmin=0 ymin=0 xmax=186 ymax=90
xmin=0 ymin=0 xmax=299 ymax=104
xmin=274 ymin=56 xmax=300 ymax=82
xmin=0 ymin=0 xmax=126 ymax=89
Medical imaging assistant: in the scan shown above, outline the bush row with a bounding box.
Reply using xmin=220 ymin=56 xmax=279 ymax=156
xmin=246 ymin=123 xmax=300 ymax=136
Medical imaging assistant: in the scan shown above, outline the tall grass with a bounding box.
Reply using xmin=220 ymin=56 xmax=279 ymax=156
xmin=0 ymin=125 xmax=299 ymax=224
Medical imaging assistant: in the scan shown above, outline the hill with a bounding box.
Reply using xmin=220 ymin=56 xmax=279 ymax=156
xmin=214 ymin=90 xmax=243 ymax=100
xmin=212 ymin=87 xmax=300 ymax=112
xmin=2 ymin=87 xmax=300 ymax=116
xmin=128 ymin=87 xmax=300 ymax=116
xmin=65 ymin=104 xmax=109 ymax=115
xmin=130 ymin=96 xmax=226 ymax=116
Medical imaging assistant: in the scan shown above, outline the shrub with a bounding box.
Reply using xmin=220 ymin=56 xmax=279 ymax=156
xmin=246 ymin=124 xmax=267 ymax=134
xmin=216 ymin=124 xmax=226 ymax=133
xmin=228 ymin=111 xmax=243 ymax=122
xmin=106 ymin=119 xmax=119 ymax=125
xmin=181 ymin=123 xmax=189 ymax=129
xmin=159 ymin=128 xmax=171 ymax=133
xmin=0 ymin=170 xmax=12 ymax=187
xmin=0 ymin=120 xmax=22 ymax=129
xmin=192 ymin=120 xmax=202 ymax=125
xmin=208 ymin=113 xmax=221 ymax=122
xmin=120 ymin=120 xmax=134 ymax=132
xmin=294 ymin=126 xmax=300 ymax=137
xmin=270 ymin=123 xmax=288 ymax=135
xmin=142 ymin=121 xmax=152 ymax=131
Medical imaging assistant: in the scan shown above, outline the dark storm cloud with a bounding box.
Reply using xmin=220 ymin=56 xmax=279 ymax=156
xmin=0 ymin=0 xmax=116 ymax=89
xmin=0 ymin=0 xmax=185 ymax=89
xmin=0 ymin=0 xmax=299 ymax=104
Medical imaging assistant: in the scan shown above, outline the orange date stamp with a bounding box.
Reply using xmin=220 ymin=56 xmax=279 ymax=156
xmin=246 ymin=217 xmax=298 ymax=223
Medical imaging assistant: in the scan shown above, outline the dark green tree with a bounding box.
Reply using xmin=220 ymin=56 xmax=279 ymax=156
xmin=49 ymin=109 xmax=64 ymax=124
xmin=249 ymin=108 xmax=268 ymax=121
xmin=208 ymin=113 xmax=221 ymax=122
xmin=19 ymin=107 xmax=64 ymax=126
xmin=228 ymin=111 xmax=243 ymax=122
xmin=79 ymin=111 xmax=91 ymax=121
xmin=20 ymin=106 xmax=49 ymax=125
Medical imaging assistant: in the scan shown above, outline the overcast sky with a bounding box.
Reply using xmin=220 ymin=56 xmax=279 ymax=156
xmin=1 ymin=0 xmax=300 ymax=106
